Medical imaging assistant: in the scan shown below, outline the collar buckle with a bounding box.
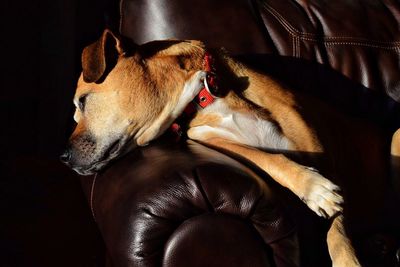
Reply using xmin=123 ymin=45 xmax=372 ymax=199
xmin=204 ymin=72 xmax=219 ymax=98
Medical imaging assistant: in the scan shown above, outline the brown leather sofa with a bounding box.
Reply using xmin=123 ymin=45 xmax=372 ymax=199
xmin=80 ymin=1 xmax=400 ymax=266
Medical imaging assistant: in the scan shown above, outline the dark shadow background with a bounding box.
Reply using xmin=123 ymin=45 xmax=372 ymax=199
xmin=0 ymin=0 xmax=116 ymax=266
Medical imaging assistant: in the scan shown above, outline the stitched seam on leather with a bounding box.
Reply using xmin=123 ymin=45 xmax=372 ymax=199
xmin=292 ymin=36 xmax=296 ymax=57
xmin=298 ymin=37 xmax=301 ymax=57
xmin=322 ymin=37 xmax=400 ymax=44
xmin=262 ymin=3 xmax=314 ymax=37
xmin=300 ymin=38 xmax=400 ymax=51
xmin=192 ymin=169 xmax=215 ymax=212
xmin=90 ymin=173 xmax=97 ymax=222
xmin=324 ymin=41 xmax=400 ymax=51
xmin=262 ymin=2 xmax=400 ymax=48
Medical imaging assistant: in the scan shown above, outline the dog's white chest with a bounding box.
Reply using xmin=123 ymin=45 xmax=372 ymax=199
xmin=190 ymin=100 xmax=290 ymax=150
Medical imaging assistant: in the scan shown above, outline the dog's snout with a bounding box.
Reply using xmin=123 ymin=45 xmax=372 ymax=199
xmin=60 ymin=147 xmax=72 ymax=165
xmin=60 ymin=134 xmax=98 ymax=170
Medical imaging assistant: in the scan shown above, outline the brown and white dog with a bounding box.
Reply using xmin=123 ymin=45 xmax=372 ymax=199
xmin=62 ymin=29 xmax=400 ymax=267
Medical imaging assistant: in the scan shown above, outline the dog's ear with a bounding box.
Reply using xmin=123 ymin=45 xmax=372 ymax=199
xmin=81 ymin=29 xmax=129 ymax=83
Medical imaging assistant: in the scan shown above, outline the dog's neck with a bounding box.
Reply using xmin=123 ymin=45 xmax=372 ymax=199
xmin=167 ymin=50 xmax=253 ymax=142
xmin=168 ymin=52 xmax=223 ymax=140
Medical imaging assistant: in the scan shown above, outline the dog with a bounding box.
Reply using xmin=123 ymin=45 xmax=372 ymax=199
xmin=62 ymin=29 xmax=400 ymax=267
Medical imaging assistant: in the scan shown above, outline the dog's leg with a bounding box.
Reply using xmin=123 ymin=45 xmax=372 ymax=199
xmin=197 ymin=137 xmax=343 ymax=218
xmin=391 ymin=129 xmax=400 ymax=195
xmin=327 ymin=215 xmax=361 ymax=267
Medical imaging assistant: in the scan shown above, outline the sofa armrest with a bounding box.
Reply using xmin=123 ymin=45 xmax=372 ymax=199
xmin=80 ymin=140 xmax=298 ymax=267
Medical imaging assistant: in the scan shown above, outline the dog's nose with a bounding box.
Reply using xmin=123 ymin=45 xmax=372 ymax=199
xmin=60 ymin=148 xmax=72 ymax=165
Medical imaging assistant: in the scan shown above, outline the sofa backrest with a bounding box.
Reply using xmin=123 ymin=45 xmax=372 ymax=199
xmin=119 ymin=0 xmax=271 ymax=54
xmin=108 ymin=0 xmax=400 ymax=130
xmin=255 ymin=0 xmax=400 ymax=102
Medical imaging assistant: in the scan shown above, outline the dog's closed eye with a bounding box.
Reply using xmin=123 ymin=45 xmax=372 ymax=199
xmin=78 ymin=94 xmax=88 ymax=112
xmin=177 ymin=56 xmax=189 ymax=70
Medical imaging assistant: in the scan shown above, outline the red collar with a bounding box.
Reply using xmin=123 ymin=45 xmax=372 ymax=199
xmin=193 ymin=52 xmax=218 ymax=109
xmin=169 ymin=52 xmax=219 ymax=140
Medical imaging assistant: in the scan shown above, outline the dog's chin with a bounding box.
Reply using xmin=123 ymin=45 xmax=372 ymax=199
xmin=72 ymin=165 xmax=103 ymax=176
xmin=72 ymin=156 xmax=117 ymax=176
xmin=72 ymin=137 xmax=135 ymax=176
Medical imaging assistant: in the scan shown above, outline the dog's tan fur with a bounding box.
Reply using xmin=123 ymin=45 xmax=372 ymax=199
xmin=67 ymin=30 xmax=400 ymax=267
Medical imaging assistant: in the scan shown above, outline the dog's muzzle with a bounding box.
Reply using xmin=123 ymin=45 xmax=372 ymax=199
xmin=61 ymin=134 xmax=133 ymax=175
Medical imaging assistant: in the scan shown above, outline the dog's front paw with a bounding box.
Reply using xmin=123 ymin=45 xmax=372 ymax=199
xmin=301 ymin=168 xmax=344 ymax=218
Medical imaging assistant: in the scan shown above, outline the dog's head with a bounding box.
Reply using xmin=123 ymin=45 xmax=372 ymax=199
xmin=61 ymin=29 xmax=209 ymax=175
